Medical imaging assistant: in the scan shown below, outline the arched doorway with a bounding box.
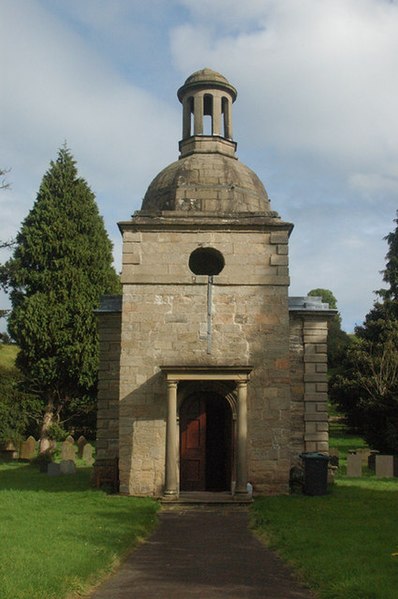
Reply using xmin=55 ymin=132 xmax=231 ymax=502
xmin=180 ymin=393 xmax=232 ymax=492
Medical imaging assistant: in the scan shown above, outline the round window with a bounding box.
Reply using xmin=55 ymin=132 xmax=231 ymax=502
xmin=189 ymin=247 xmax=225 ymax=276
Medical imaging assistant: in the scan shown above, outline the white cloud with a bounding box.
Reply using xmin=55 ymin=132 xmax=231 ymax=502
xmin=1 ymin=0 xmax=398 ymax=333
xmin=0 ymin=0 xmax=180 ymax=248
xmin=171 ymin=0 xmax=398 ymax=172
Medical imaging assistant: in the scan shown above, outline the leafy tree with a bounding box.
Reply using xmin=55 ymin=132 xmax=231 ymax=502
xmin=330 ymin=214 xmax=398 ymax=452
xmin=307 ymin=288 xmax=350 ymax=370
xmin=0 ymin=147 xmax=120 ymax=450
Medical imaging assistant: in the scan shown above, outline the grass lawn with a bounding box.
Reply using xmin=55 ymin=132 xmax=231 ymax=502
xmin=0 ymin=343 xmax=18 ymax=369
xmin=252 ymin=477 xmax=398 ymax=599
xmin=0 ymin=462 xmax=159 ymax=599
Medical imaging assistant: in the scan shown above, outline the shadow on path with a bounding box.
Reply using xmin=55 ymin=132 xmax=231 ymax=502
xmin=90 ymin=508 xmax=316 ymax=599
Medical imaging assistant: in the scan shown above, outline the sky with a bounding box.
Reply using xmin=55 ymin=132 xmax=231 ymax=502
xmin=1 ymin=0 xmax=398 ymax=333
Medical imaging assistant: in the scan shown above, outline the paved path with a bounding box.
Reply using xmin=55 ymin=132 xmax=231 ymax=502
xmin=90 ymin=508 xmax=316 ymax=599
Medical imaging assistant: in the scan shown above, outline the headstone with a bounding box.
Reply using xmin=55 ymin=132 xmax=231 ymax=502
xmin=60 ymin=460 xmax=76 ymax=475
xmin=19 ymin=436 xmax=37 ymax=460
xmin=65 ymin=435 xmax=75 ymax=445
xmin=347 ymin=453 xmax=362 ymax=477
xmin=82 ymin=443 xmax=94 ymax=465
xmin=47 ymin=463 xmax=61 ymax=477
xmin=375 ymin=455 xmax=394 ymax=478
xmin=61 ymin=440 xmax=76 ymax=462
xmin=77 ymin=435 xmax=87 ymax=458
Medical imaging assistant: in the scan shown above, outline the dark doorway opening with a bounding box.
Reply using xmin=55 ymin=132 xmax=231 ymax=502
xmin=180 ymin=393 xmax=232 ymax=492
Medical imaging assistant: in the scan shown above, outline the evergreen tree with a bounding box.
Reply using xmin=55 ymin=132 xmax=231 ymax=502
xmin=330 ymin=213 xmax=398 ymax=451
xmin=0 ymin=147 xmax=120 ymax=449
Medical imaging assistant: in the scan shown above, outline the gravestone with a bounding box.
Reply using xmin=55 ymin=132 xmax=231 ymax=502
xmin=347 ymin=453 xmax=362 ymax=477
xmin=60 ymin=460 xmax=76 ymax=475
xmin=77 ymin=435 xmax=87 ymax=458
xmin=65 ymin=435 xmax=75 ymax=445
xmin=61 ymin=440 xmax=76 ymax=462
xmin=375 ymin=455 xmax=394 ymax=478
xmin=82 ymin=443 xmax=94 ymax=466
xmin=0 ymin=440 xmax=18 ymax=461
xmin=19 ymin=436 xmax=37 ymax=460
xmin=47 ymin=463 xmax=61 ymax=477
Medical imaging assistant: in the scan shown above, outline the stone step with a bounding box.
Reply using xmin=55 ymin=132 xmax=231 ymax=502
xmin=160 ymin=491 xmax=253 ymax=506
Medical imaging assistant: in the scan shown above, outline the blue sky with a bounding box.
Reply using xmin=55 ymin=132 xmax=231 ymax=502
xmin=1 ymin=0 xmax=398 ymax=332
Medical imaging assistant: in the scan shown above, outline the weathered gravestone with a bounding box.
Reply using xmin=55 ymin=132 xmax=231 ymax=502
xmin=65 ymin=435 xmax=75 ymax=445
xmin=375 ymin=455 xmax=394 ymax=478
xmin=47 ymin=463 xmax=61 ymax=477
xmin=61 ymin=440 xmax=76 ymax=462
xmin=77 ymin=435 xmax=87 ymax=458
xmin=19 ymin=436 xmax=37 ymax=460
xmin=60 ymin=460 xmax=76 ymax=475
xmin=347 ymin=453 xmax=362 ymax=477
xmin=82 ymin=443 xmax=94 ymax=466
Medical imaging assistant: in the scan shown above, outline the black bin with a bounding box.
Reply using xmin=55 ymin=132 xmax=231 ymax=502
xmin=300 ymin=452 xmax=329 ymax=496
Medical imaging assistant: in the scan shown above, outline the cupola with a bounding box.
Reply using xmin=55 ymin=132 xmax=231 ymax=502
xmin=177 ymin=67 xmax=237 ymax=158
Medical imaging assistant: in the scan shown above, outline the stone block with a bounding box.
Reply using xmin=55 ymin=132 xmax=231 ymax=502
xmin=376 ymin=455 xmax=394 ymax=478
xmin=347 ymin=453 xmax=362 ymax=477
xmin=60 ymin=460 xmax=77 ymax=475
xmin=61 ymin=441 xmax=76 ymax=462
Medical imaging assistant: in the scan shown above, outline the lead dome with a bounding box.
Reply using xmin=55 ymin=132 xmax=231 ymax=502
xmin=140 ymin=69 xmax=276 ymax=216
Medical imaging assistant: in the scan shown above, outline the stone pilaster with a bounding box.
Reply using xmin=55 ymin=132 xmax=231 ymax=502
xmin=94 ymin=296 xmax=122 ymax=489
xmin=303 ymin=317 xmax=329 ymax=452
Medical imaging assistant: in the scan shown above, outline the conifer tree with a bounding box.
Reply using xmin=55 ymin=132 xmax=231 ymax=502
xmin=330 ymin=213 xmax=398 ymax=451
xmin=0 ymin=147 xmax=120 ymax=449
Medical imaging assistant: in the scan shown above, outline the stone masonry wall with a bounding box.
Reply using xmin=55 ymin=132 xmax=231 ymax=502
xmin=95 ymin=310 xmax=121 ymax=469
xmin=303 ymin=316 xmax=329 ymax=452
xmin=119 ymin=222 xmax=292 ymax=496
xmin=289 ymin=313 xmax=329 ymax=459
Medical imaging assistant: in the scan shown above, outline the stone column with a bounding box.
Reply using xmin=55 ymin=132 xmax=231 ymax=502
xmin=182 ymin=97 xmax=191 ymax=139
xmin=164 ymin=380 xmax=178 ymax=497
xmin=235 ymin=381 xmax=248 ymax=495
xmin=193 ymin=94 xmax=203 ymax=135
xmin=212 ymin=94 xmax=222 ymax=136
xmin=223 ymin=97 xmax=232 ymax=139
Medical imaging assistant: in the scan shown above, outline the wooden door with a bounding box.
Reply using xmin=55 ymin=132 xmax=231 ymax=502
xmin=180 ymin=396 xmax=206 ymax=491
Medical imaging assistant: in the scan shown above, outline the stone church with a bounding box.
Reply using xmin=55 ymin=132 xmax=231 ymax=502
xmin=95 ymin=68 xmax=334 ymax=498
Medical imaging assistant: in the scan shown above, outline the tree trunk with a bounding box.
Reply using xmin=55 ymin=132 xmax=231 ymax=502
xmin=39 ymin=396 xmax=54 ymax=454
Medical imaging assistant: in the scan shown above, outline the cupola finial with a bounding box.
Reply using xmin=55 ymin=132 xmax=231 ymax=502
xmin=177 ymin=68 xmax=238 ymax=158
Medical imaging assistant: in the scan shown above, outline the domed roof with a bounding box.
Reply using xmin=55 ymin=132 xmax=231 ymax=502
xmin=177 ymin=68 xmax=237 ymax=101
xmin=184 ymin=68 xmax=230 ymax=86
xmin=141 ymin=153 xmax=272 ymax=214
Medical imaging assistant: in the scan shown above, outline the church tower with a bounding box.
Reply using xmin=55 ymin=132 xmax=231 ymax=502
xmin=95 ymin=69 xmax=333 ymax=497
